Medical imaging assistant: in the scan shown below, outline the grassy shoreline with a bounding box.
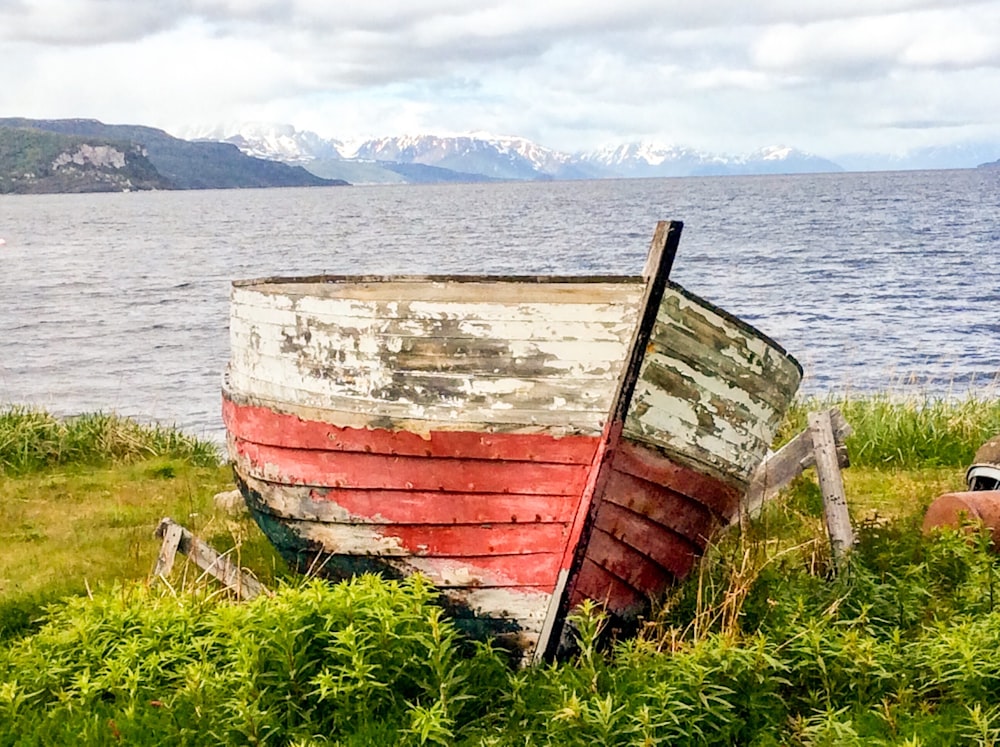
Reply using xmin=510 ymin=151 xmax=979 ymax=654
xmin=2 ymin=396 xmax=1000 ymax=744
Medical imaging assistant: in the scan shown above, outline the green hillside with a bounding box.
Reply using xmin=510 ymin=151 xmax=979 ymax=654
xmin=0 ymin=118 xmax=350 ymax=192
xmin=0 ymin=127 xmax=173 ymax=194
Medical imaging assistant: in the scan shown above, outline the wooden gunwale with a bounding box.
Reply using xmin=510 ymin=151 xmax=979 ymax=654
xmin=233 ymin=274 xmax=645 ymax=288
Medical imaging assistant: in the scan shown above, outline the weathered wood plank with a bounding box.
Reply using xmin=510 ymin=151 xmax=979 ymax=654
xmin=229 ymin=329 xmax=628 ymax=379
xmin=230 ymin=360 xmax=620 ymax=408
xmin=622 ymin=285 xmax=802 ymax=492
xmin=232 ymin=283 xmax=645 ymax=324
xmin=599 ymin=469 xmax=719 ymax=548
xmin=222 ymin=396 xmax=601 ymax=463
xmin=224 ymin=380 xmax=611 ymax=435
xmin=580 ymin=528 xmax=678 ymax=597
xmin=154 ymin=518 xmax=268 ymax=600
xmin=235 ymin=278 xmax=643 ymax=301
xmin=609 ymin=438 xmax=741 ymax=520
xmin=237 ymin=274 xmax=643 ymax=292
xmin=231 ymin=439 xmax=592 ymax=495
xmin=225 ymin=371 xmax=616 ymax=433
xmin=445 ymin=586 xmax=552 ymax=628
xmin=152 ymin=521 xmax=183 ymax=577
xmin=646 ymin=328 xmax=802 ymax=415
xmin=742 ymin=408 xmax=852 ymax=518
xmin=229 ymin=322 xmax=632 ymax=368
xmin=569 ymin=558 xmax=645 ymax=614
xmin=809 ymin=410 xmax=855 ymax=569
xmin=230 ymin=303 xmax=643 ymax=343
xmin=624 ymin=381 xmax=773 ymax=489
xmin=592 ymin=504 xmax=702 ymax=576
xmin=652 ymin=286 xmax=802 ymax=396
xmin=291 ymin=520 xmax=570 ymax=557
xmin=626 ymin=360 xmax=797 ymax=480
xmin=364 ymin=552 xmax=561 ymax=592
xmin=241 ymin=474 xmax=582 ymax=524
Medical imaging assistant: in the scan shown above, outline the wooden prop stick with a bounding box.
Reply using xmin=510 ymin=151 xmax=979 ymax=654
xmin=808 ymin=410 xmax=855 ymax=568
xmin=742 ymin=408 xmax=852 ymax=520
xmin=154 ymin=518 xmax=269 ymax=600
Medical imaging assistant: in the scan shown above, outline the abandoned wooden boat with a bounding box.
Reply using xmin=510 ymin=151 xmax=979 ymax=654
xmin=222 ymin=221 xmax=802 ymax=660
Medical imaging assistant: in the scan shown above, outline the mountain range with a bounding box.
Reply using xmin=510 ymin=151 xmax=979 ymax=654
xmin=180 ymin=123 xmax=850 ymax=184
xmin=2 ymin=117 xmax=998 ymax=194
xmin=181 ymin=122 xmax=1000 ymax=184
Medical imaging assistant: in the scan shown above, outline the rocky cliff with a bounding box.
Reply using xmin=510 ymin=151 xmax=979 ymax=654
xmin=0 ymin=127 xmax=172 ymax=194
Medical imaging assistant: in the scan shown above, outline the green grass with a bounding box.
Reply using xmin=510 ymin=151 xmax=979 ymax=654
xmin=0 ymin=407 xmax=285 ymax=639
xmin=780 ymin=392 xmax=1000 ymax=469
xmin=0 ymin=407 xmax=220 ymax=474
xmin=1 ymin=397 xmax=1000 ymax=744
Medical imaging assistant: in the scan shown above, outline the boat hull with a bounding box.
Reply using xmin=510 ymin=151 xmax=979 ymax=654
xmin=223 ymin=228 xmax=802 ymax=660
xmin=224 ymin=275 xmax=647 ymax=655
xmin=550 ymin=283 xmax=803 ymax=649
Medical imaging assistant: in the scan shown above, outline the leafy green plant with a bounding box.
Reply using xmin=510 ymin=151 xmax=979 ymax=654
xmin=3 ymin=397 xmax=1000 ymax=743
xmin=0 ymin=576 xmax=509 ymax=745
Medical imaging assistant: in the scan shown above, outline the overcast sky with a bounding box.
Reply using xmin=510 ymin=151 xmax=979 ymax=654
xmin=3 ymin=0 xmax=1000 ymax=157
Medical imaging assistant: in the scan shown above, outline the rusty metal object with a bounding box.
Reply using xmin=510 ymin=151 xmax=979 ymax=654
xmin=922 ymin=490 xmax=1000 ymax=547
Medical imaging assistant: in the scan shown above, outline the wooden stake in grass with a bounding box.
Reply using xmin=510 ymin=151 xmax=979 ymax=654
xmin=154 ymin=518 xmax=269 ymax=600
xmin=743 ymin=408 xmax=852 ymax=519
xmin=809 ymin=410 xmax=855 ymax=569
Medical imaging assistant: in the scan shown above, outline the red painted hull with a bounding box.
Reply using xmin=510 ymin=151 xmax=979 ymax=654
xmin=225 ymin=395 xmax=601 ymax=650
xmin=225 ymin=391 xmax=739 ymax=655
xmin=564 ymin=439 xmax=741 ymax=622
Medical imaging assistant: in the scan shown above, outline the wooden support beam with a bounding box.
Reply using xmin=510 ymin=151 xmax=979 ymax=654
xmin=741 ymin=408 xmax=852 ymax=520
xmin=808 ymin=410 xmax=855 ymax=569
xmin=153 ymin=521 xmax=183 ymax=577
xmin=154 ymin=518 xmax=269 ymax=600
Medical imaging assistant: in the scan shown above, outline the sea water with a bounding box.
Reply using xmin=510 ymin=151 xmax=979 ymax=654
xmin=1 ymin=168 xmax=998 ymax=441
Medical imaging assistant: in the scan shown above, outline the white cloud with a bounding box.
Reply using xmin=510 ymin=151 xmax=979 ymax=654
xmin=2 ymin=0 xmax=1000 ymax=157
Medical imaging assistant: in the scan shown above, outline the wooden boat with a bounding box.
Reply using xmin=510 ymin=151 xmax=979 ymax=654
xmin=222 ymin=221 xmax=802 ymax=661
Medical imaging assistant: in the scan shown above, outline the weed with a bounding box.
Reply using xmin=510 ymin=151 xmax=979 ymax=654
xmin=0 ymin=407 xmax=219 ymax=475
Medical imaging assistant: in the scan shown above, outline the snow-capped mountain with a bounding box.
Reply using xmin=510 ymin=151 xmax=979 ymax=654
xmin=185 ymin=123 xmax=846 ymax=183
xmin=696 ymin=145 xmax=844 ymax=175
xmin=350 ymin=133 xmax=597 ymax=180
xmin=579 ymin=142 xmax=724 ymax=177
xmin=581 ymin=141 xmax=842 ymax=177
xmin=175 ymin=122 xmax=345 ymax=163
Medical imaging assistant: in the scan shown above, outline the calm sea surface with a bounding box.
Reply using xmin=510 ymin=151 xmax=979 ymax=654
xmin=2 ymin=169 xmax=998 ymax=442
